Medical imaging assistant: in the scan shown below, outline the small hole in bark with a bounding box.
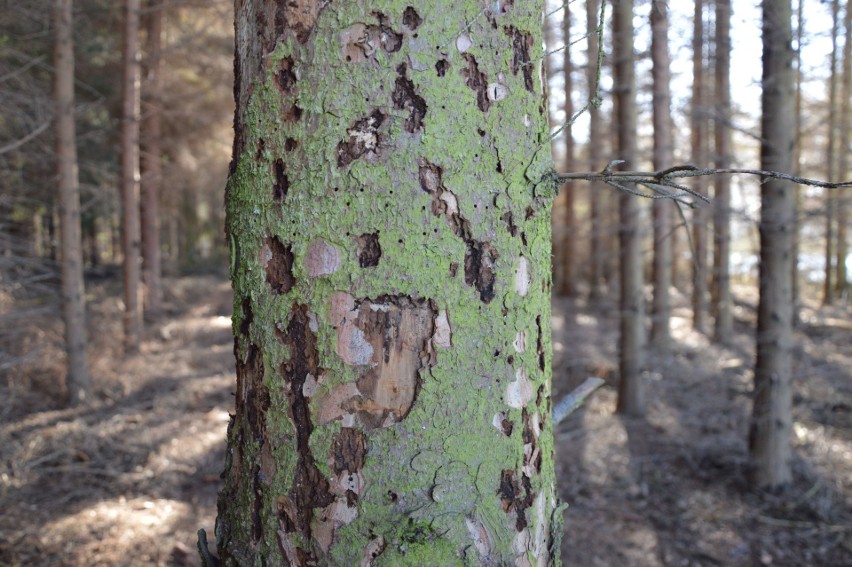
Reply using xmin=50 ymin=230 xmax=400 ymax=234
xmin=284 ymin=137 xmax=298 ymax=151
xmin=493 ymin=349 xmax=501 ymax=357
xmin=477 ymin=128 xmax=485 ymax=136
xmin=508 ymin=355 xmax=514 ymax=366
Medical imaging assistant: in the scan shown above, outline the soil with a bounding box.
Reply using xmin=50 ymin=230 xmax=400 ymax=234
xmin=0 ymin=275 xmax=849 ymax=566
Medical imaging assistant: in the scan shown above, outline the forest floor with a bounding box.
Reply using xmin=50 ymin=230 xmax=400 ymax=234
xmin=0 ymin=274 xmax=849 ymax=566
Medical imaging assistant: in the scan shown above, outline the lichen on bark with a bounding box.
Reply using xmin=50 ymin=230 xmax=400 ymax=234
xmin=218 ymin=1 xmax=560 ymax=565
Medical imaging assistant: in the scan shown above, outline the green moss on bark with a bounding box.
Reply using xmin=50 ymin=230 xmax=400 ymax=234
xmin=218 ymin=1 xmax=561 ymax=565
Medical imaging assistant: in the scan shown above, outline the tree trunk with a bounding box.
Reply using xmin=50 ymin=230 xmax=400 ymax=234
xmin=612 ymin=0 xmax=645 ymax=416
xmin=791 ymin=0 xmax=804 ymax=326
xmin=691 ymin=0 xmax=709 ymax=333
xmin=121 ymin=0 xmax=142 ymax=352
xmin=559 ymin=4 xmax=576 ymax=297
xmin=713 ymin=0 xmax=733 ymax=342
xmin=587 ymin=0 xmax=606 ymax=301
xmin=650 ymin=0 xmax=672 ymax=352
xmin=824 ymin=0 xmax=840 ymax=305
xmin=53 ymin=0 xmax=90 ymax=404
xmin=751 ymin=0 xmax=795 ymax=490
xmin=836 ymin=2 xmax=851 ymax=298
xmin=215 ymin=2 xmax=561 ymax=564
xmin=140 ymin=0 xmax=163 ymax=319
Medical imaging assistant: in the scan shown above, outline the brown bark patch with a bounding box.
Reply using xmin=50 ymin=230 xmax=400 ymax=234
xmin=329 ymin=294 xmax=436 ymax=429
xmin=275 ymin=0 xmax=320 ymax=44
xmin=337 ymin=110 xmax=385 ymax=167
xmin=273 ymin=158 xmax=289 ymax=201
xmin=505 ymin=26 xmax=534 ymax=92
xmin=356 ymin=232 xmax=382 ymax=268
xmin=275 ymin=56 xmax=297 ymax=94
xmin=502 ymin=211 xmax=518 ymax=237
xmin=435 ymin=59 xmax=449 ymax=77
xmin=498 ymin=469 xmax=535 ymax=532
xmin=402 ymin=7 xmax=422 ymax=30
xmin=465 ymin=241 xmax=497 ymax=303
xmin=278 ymin=304 xmax=334 ymax=536
xmin=392 ymin=64 xmax=427 ymax=133
xmin=418 ymin=160 xmax=442 ymax=194
xmin=239 ymin=298 xmax=253 ymax=336
xmin=331 ymin=427 xmax=367 ymax=474
xmin=536 ymin=315 xmax=544 ymax=371
xmin=340 ymin=19 xmax=402 ymax=64
xmin=461 ymin=53 xmax=490 ymax=112
xmin=263 ymin=236 xmax=295 ymax=295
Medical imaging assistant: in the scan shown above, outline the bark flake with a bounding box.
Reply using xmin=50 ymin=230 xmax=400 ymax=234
xmin=461 ymin=53 xmax=490 ymax=112
xmin=392 ymin=64 xmax=427 ymax=133
xmin=337 ymin=110 xmax=385 ymax=167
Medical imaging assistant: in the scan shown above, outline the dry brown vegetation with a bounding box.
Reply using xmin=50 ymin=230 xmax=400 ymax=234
xmin=1 ymin=276 xmax=849 ymax=565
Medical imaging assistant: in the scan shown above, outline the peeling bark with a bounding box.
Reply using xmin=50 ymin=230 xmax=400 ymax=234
xmin=219 ymin=1 xmax=558 ymax=564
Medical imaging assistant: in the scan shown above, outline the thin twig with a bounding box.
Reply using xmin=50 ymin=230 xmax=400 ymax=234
xmin=552 ymin=377 xmax=606 ymax=425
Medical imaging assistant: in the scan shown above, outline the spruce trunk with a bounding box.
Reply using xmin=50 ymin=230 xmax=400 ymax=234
xmin=216 ymin=1 xmax=562 ymax=564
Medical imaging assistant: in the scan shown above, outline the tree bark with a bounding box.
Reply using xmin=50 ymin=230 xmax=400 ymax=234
xmin=587 ymin=0 xmax=606 ymax=301
xmin=791 ymin=0 xmax=804 ymax=326
xmin=558 ymin=4 xmax=576 ymax=297
xmin=691 ymin=0 xmax=709 ymax=333
xmin=713 ymin=0 xmax=733 ymax=342
xmin=650 ymin=0 xmax=672 ymax=352
xmin=121 ymin=0 xmax=142 ymax=352
xmin=216 ymin=2 xmax=561 ymax=564
xmin=612 ymin=0 xmax=645 ymax=416
xmin=140 ymin=0 xmax=163 ymax=319
xmin=751 ymin=0 xmax=795 ymax=490
xmin=835 ymin=1 xmax=851 ymax=297
xmin=824 ymin=0 xmax=840 ymax=305
xmin=53 ymin=0 xmax=90 ymax=404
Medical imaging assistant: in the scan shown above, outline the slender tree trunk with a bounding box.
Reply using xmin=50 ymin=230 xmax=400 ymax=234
xmin=612 ymin=0 xmax=644 ymax=416
xmin=792 ymin=0 xmax=804 ymax=325
xmin=713 ymin=0 xmax=733 ymax=342
xmin=215 ymin=2 xmax=561 ymax=564
xmin=836 ymin=2 xmax=851 ymax=298
xmin=824 ymin=0 xmax=840 ymax=305
xmin=53 ymin=0 xmax=90 ymax=404
xmin=140 ymin=0 xmax=163 ymax=319
xmin=560 ymin=3 xmax=576 ymax=297
xmin=751 ymin=0 xmax=795 ymax=490
xmin=588 ymin=0 xmax=605 ymax=301
xmin=650 ymin=0 xmax=672 ymax=352
xmin=121 ymin=0 xmax=142 ymax=352
xmin=692 ymin=0 xmax=709 ymax=333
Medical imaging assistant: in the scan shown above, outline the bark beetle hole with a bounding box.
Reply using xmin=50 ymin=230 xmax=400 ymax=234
xmin=276 ymin=57 xmax=297 ymax=93
xmin=392 ymin=64 xmax=427 ymax=133
xmin=505 ymin=26 xmax=534 ymax=93
xmin=337 ymin=110 xmax=385 ymax=167
xmin=464 ymin=241 xmax=497 ymax=303
xmin=273 ymin=159 xmax=289 ymax=201
xmin=284 ymin=137 xmax=298 ymax=151
xmin=264 ymin=236 xmax=295 ymax=295
xmin=461 ymin=53 xmax=490 ymax=112
xmin=357 ymin=232 xmax=382 ymax=268
xmin=402 ymin=6 xmax=422 ymax=30
xmin=435 ymin=59 xmax=449 ymax=77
